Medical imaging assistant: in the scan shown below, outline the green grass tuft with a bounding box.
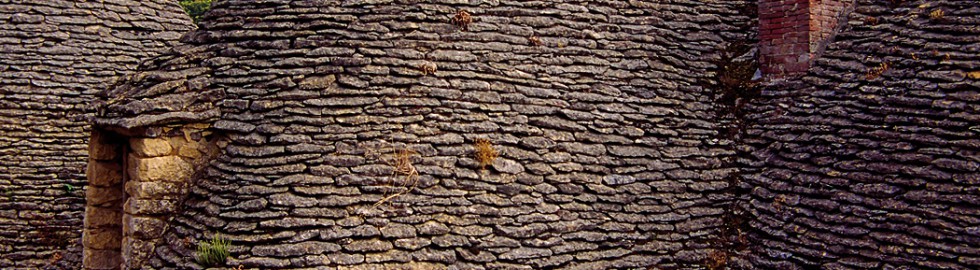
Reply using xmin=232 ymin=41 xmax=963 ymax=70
xmin=196 ymin=234 xmax=230 ymax=266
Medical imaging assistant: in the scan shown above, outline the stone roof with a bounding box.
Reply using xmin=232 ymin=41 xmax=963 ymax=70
xmin=0 ymin=0 xmax=194 ymax=268
xmin=741 ymin=0 xmax=980 ymax=268
xmin=94 ymin=44 xmax=223 ymax=134
xmin=94 ymin=0 xmax=756 ymax=268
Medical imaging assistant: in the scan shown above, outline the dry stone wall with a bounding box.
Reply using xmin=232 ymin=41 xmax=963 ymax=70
xmin=85 ymin=130 xmax=126 ymax=270
xmin=84 ymin=128 xmax=216 ymax=270
xmin=741 ymin=0 xmax=980 ymax=269
xmin=0 ymin=1 xmax=193 ymax=268
xmin=93 ymin=0 xmax=755 ymax=269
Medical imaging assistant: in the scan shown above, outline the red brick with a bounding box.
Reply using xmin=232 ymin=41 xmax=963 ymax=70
xmin=759 ymin=0 xmax=852 ymax=80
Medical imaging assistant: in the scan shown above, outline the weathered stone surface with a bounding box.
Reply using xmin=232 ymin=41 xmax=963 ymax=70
xmin=602 ymin=175 xmax=636 ymax=186
xmin=86 ymin=1 xmax=762 ymax=269
xmin=89 ymin=132 xmax=122 ymax=161
xmin=268 ymin=193 xmax=318 ymax=208
xmin=418 ymin=221 xmax=451 ymax=236
xmin=235 ymin=257 xmax=291 ymax=268
xmin=253 ymin=242 xmax=341 ymax=257
xmin=86 ymin=185 xmax=125 ymax=207
xmin=87 ymin=160 xmax=124 ymax=187
xmin=83 ymin=228 xmax=123 ymax=250
xmin=413 ymin=249 xmax=457 ymax=264
xmin=84 ymin=207 xmax=123 ymax=229
xmin=499 ymin=247 xmax=553 ymax=260
xmin=1 ymin=0 xmax=193 ymax=264
xmin=330 ymin=253 xmax=366 ymax=265
xmin=124 ymin=181 xmax=185 ymax=199
xmin=380 ymin=223 xmax=417 ymax=239
xmin=178 ymin=144 xmax=204 ymax=159
xmin=741 ymin=1 xmax=980 ymax=269
xmin=493 ymin=158 xmax=525 ymax=174
xmin=299 ymin=75 xmax=336 ymax=90
xmin=259 ymin=217 xmax=331 ymax=229
xmin=431 ymin=234 xmax=470 ymax=247
xmin=344 ymin=239 xmax=394 ymax=252
xmin=130 ymin=138 xmax=173 ymax=158
xmin=123 ymin=216 xmax=166 ymax=240
xmin=59 ymin=1 xmax=980 ymax=270
xmin=394 ymin=238 xmax=431 ymax=250
xmin=123 ymin=199 xmax=179 ymax=216
xmin=127 ymin=155 xmax=193 ymax=182
xmin=83 ymin=249 xmax=121 ymax=270
xmin=121 ymin=237 xmax=156 ymax=267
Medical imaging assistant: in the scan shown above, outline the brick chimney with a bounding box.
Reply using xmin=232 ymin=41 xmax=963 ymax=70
xmin=759 ymin=0 xmax=852 ymax=80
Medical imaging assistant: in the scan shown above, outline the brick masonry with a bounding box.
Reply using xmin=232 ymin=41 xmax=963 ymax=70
xmin=759 ymin=0 xmax=853 ymax=80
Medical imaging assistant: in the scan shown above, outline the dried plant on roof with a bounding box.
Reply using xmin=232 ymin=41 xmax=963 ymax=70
xmin=528 ymin=35 xmax=543 ymax=46
xmin=865 ymin=62 xmax=890 ymax=80
xmin=418 ymin=62 xmax=437 ymax=76
xmin=47 ymin=252 xmax=63 ymax=265
xmin=374 ymin=147 xmax=420 ymax=207
xmin=929 ymin=9 xmax=944 ymax=20
xmin=452 ymin=9 xmax=473 ymax=31
xmin=704 ymin=250 xmax=728 ymax=270
xmin=474 ymin=138 xmax=498 ymax=171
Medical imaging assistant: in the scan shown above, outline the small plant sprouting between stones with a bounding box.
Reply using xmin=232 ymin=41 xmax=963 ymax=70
xmin=929 ymin=9 xmax=944 ymax=20
xmin=528 ymin=35 xmax=543 ymax=46
xmin=63 ymin=184 xmax=76 ymax=195
xmin=474 ymin=138 xmax=498 ymax=171
xmin=704 ymin=250 xmax=729 ymax=270
xmin=865 ymin=62 xmax=890 ymax=80
xmin=864 ymin=16 xmax=879 ymax=25
xmin=418 ymin=62 xmax=437 ymax=76
xmin=451 ymin=9 xmax=473 ymax=31
xmin=48 ymin=251 xmax=63 ymax=265
xmin=196 ymin=234 xmax=230 ymax=266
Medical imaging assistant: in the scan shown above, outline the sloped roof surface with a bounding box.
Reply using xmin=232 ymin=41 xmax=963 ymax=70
xmin=96 ymin=0 xmax=755 ymax=268
xmin=742 ymin=0 xmax=980 ymax=268
xmin=0 ymin=0 xmax=193 ymax=268
xmin=95 ymin=44 xmax=223 ymax=131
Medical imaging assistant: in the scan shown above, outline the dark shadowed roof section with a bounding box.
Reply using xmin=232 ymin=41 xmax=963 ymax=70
xmin=741 ymin=0 xmax=980 ymax=269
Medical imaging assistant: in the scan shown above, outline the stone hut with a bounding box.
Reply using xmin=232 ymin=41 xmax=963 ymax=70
xmin=84 ymin=0 xmax=980 ymax=269
xmin=88 ymin=0 xmax=755 ymax=269
xmin=0 ymin=1 xmax=193 ymax=268
xmin=742 ymin=0 xmax=980 ymax=269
